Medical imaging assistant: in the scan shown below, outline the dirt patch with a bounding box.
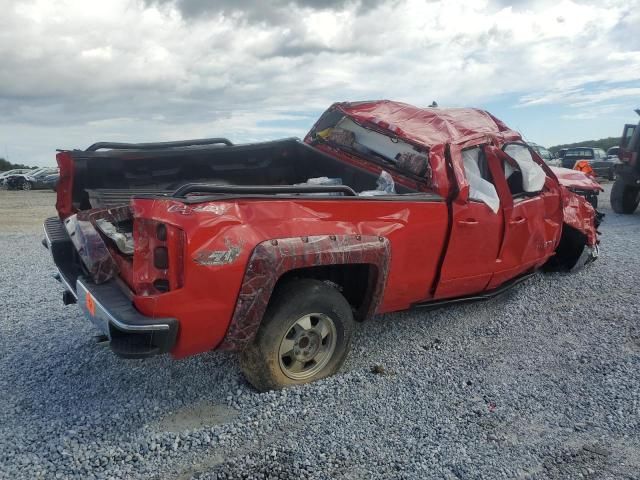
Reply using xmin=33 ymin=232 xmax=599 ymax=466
xmin=155 ymin=402 xmax=239 ymax=433
xmin=0 ymin=190 xmax=57 ymax=233
xmin=173 ymin=453 xmax=225 ymax=480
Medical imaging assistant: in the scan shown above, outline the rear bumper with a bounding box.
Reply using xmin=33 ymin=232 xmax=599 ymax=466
xmin=76 ymin=278 xmax=178 ymax=358
xmin=44 ymin=216 xmax=178 ymax=358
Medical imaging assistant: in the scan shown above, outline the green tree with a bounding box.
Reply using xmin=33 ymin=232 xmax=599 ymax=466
xmin=549 ymin=137 xmax=620 ymax=154
xmin=0 ymin=158 xmax=35 ymax=171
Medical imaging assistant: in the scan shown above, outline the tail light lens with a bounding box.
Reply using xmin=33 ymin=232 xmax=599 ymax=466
xmin=133 ymin=219 xmax=184 ymax=296
xmin=55 ymin=151 xmax=76 ymax=219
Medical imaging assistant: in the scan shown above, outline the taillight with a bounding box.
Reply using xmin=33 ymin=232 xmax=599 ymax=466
xmin=55 ymin=151 xmax=75 ymax=219
xmin=133 ymin=219 xmax=184 ymax=296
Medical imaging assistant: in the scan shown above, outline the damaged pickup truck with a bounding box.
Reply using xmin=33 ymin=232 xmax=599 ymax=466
xmin=44 ymin=100 xmax=599 ymax=391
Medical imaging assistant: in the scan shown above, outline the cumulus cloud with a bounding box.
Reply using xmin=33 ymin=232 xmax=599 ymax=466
xmin=0 ymin=0 xmax=638 ymax=165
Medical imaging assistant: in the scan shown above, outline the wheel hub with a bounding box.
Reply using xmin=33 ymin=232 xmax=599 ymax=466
xmin=278 ymin=313 xmax=337 ymax=381
xmin=293 ymin=332 xmax=321 ymax=361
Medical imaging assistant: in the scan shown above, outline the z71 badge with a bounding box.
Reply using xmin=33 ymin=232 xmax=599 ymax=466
xmin=194 ymin=241 xmax=242 ymax=266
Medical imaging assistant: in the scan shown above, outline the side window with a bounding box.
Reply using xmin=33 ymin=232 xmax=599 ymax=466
xmin=622 ymin=125 xmax=635 ymax=148
xmin=503 ymin=144 xmax=546 ymax=195
xmin=462 ymin=147 xmax=500 ymax=213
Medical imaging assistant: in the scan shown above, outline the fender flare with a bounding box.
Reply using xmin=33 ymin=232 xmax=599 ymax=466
xmin=218 ymin=234 xmax=391 ymax=351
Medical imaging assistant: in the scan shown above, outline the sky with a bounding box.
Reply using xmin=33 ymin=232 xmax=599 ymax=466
xmin=0 ymin=0 xmax=639 ymax=167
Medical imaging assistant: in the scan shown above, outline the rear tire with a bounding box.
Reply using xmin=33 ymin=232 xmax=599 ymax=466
xmin=21 ymin=180 xmax=32 ymax=191
xmin=239 ymin=279 xmax=354 ymax=391
xmin=610 ymin=178 xmax=640 ymax=214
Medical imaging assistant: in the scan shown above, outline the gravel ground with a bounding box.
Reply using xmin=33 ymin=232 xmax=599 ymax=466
xmin=1 ymin=186 xmax=639 ymax=479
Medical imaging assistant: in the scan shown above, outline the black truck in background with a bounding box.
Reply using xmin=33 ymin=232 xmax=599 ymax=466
xmin=610 ymin=110 xmax=640 ymax=214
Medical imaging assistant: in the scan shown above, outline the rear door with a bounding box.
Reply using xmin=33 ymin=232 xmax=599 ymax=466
xmin=434 ymin=145 xmax=503 ymax=299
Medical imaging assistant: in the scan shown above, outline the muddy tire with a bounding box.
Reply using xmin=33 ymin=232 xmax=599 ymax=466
xmin=610 ymin=178 xmax=640 ymax=214
xmin=239 ymin=279 xmax=354 ymax=391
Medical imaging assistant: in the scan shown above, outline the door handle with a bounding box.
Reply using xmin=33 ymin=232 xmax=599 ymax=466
xmin=509 ymin=216 xmax=526 ymax=225
xmin=458 ymin=218 xmax=479 ymax=226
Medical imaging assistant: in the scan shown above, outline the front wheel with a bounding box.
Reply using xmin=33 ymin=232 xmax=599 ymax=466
xmin=21 ymin=180 xmax=32 ymax=191
xmin=610 ymin=178 xmax=640 ymax=214
xmin=240 ymin=279 xmax=354 ymax=391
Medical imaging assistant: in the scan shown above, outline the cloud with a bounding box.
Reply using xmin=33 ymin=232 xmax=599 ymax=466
xmin=0 ymin=0 xmax=638 ymax=166
xmin=144 ymin=0 xmax=388 ymax=24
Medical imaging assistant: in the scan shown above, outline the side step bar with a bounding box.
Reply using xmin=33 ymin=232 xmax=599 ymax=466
xmin=412 ymin=271 xmax=536 ymax=311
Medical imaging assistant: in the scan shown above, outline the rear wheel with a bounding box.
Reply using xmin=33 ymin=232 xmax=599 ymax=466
xmin=239 ymin=279 xmax=354 ymax=391
xmin=610 ymin=178 xmax=640 ymax=214
xmin=21 ymin=180 xmax=32 ymax=191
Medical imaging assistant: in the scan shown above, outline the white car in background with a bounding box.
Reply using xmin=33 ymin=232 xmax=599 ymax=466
xmin=0 ymin=168 xmax=34 ymax=189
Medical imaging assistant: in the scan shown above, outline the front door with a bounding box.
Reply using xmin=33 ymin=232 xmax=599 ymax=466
xmin=485 ymin=144 xmax=561 ymax=289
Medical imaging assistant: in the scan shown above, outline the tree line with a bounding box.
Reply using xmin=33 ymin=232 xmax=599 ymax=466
xmin=548 ymin=137 xmax=620 ymax=154
xmin=0 ymin=158 xmax=35 ymax=171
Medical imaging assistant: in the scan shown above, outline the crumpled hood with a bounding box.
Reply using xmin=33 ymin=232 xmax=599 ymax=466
xmin=550 ymin=166 xmax=603 ymax=192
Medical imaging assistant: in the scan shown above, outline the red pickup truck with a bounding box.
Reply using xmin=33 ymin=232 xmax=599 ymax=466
xmin=44 ymin=101 xmax=599 ymax=391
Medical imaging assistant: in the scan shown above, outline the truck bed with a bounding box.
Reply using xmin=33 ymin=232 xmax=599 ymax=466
xmin=65 ymin=138 xmax=419 ymax=211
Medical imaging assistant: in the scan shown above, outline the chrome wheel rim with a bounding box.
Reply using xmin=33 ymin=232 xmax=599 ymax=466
xmin=22 ymin=182 xmax=31 ymax=191
xmin=278 ymin=313 xmax=337 ymax=381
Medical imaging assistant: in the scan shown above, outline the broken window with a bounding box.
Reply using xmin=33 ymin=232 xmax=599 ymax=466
xmin=314 ymin=115 xmax=430 ymax=180
xmin=462 ymin=147 xmax=500 ymax=213
xmin=503 ymin=144 xmax=546 ymax=194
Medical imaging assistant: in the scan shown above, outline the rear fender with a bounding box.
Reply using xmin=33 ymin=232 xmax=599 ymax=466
xmin=218 ymin=234 xmax=390 ymax=351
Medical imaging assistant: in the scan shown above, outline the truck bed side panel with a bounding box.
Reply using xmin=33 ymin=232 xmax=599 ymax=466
xmin=131 ymin=198 xmax=449 ymax=357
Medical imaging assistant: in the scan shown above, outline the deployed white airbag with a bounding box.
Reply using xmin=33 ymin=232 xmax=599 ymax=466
xmin=462 ymin=148 xmax=500 ymax=214
xmin=504 ymin=144 xmax=546 ymax=192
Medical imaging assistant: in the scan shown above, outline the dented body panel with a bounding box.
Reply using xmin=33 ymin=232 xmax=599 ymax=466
xmin=45 ymin=100 xmax=600 ymax=361
xmin=129 ymin=197 xmax=447 ymax=357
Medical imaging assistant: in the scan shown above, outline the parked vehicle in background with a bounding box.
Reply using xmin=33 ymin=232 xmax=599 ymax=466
xmin=5 ymin=167 xmax=58 ymax=190
xmin=45 ymin=174 xmax=60 ymax=191
xmin=529 ymin=143 xmax=560 ymax=167
xmin=0 ymin=168 xmax=32 ymax=178
xmin=0 ymin=168 xmax=33 ymax=189
xmin=43 ymin=100 xmax=600 ymax=390
xmin=556 ymin=149 xmax=568 ymax=163
xmin=607 ymin=146 xmax=620 ymax=159
xmin=38 ymin=171 xmax=60 ymax=191
xmin=561 ymin=147 xmax=617 ymax=180
xmin=610 ymin=110 xmax=640 ymax=214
